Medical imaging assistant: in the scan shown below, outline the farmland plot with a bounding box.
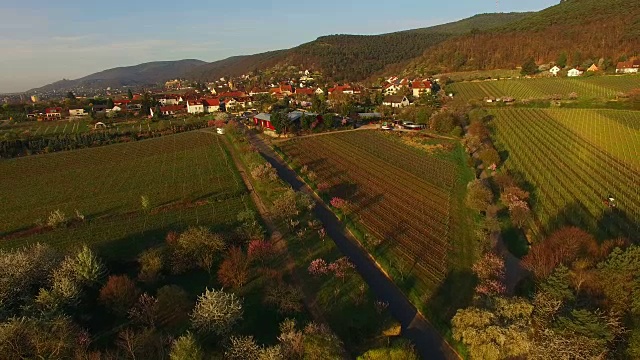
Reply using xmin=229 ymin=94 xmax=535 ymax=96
xmin=279 ymin=131 xmax=474 ymax=295
xmin=449 ymin=75 xmax=639 ymax=102
xmin=490 ymin=108 xmax=640 ymax=240
xmin=0 ymin=131 xmax=251 ymax=258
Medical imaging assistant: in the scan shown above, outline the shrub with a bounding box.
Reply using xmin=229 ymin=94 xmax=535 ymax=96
xmin=217 ymin=247 xmax=251 ymax=289
xmin=191 ymin=288 xmax=243 ymax=335
xmin=264 ymin=283 xmax=304 ymax=314
xmin=169 ymin=332 xmax=203 ymax=360
xmin=138 ymin=248 xmax=164 ymax=283
xmin=99 ymin=275 xmax=140 ymax=316
xmin=170 ymin=226 xmax=225 ymax=274
xmin=47 ymin=209 xmax=68 ymax=228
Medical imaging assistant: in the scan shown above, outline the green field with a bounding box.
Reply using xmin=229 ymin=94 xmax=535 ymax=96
xmin=490 ymin=108 xmax=640 ymax=240
xmin=449 ymin=75 xmax=639 ymax=102
xmin=0 ymin=131 xmax=252 ymax=258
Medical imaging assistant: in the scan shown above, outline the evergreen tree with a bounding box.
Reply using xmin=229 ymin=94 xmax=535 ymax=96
xmin=521 ymin=57 xmax=538 ymax=76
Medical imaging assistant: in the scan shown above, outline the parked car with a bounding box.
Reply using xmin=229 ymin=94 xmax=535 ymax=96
xmin=380 ymin=122 xmax=393 ymax=131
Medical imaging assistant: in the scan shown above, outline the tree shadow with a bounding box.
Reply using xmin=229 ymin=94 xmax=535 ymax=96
xmin=546 ymin=201 xmax=639 ymax=243
xmin=327 ymin=182 xmax=358 ymax=199
xmin=423 ymin=269 xmax=476 ymax=332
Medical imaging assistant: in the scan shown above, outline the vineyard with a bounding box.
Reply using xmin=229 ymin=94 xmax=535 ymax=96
xmin=0 ymin=117 xmax=208 ymax=138
xmin=448 ymin=75 xmax=639 ymax=102
xmin=489 ymin=108 xmax=640 ymax=240
xmin=279 ymin=130 xmax=475 ymax=297
xmin=0 ymin=131 xmax=252 ymax=258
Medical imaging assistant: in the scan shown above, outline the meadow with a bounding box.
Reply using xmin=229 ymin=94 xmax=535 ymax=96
xmin=489 ymin=108 xmax=640 ymax=241
xmin=278 ymin=130 xmax=477 ymax=327
xmin=0 ymin=131 xmax=252 ymax=258
xmin=448 ymin=75 xmax=639 ymax=102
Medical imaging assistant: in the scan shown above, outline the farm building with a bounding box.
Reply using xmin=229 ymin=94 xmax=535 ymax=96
xmin=616 ymin=60 xmax=640 ymax=74
xmin=69 ymin=108 xmax=88 ymax=117
xmin=254 ymin=113 xmax=273 ymax=130
xmin=549 ymin=66 xmax=561 ymax=76
xmin=45 ymin=107 xmax=63 ymax=119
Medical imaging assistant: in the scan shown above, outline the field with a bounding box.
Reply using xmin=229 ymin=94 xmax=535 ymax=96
xmin=0 ymin=117 xmax=208 ymax=138
xmin=435 ymin=69 xmax=520 ymax=81
xmin=278 ymin=131 xmax=476 ymax=304
xmin=0 ymin=131 xmax=252 ymax=258
xmin=489 ymin=108 xmax=640 ymax=240
xmin=448 ymin=75 xmax=639 ymax=102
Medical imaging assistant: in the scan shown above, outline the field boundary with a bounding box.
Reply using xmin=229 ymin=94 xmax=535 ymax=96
xmin=249 ymin=131 xmax=462 ymax=360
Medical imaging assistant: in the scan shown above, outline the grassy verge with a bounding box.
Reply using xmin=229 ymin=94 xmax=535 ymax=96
xmin=225 ymin=128 xmax=397 ymax=356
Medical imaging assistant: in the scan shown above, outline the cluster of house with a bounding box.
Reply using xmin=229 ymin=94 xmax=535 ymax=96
xmin=548 ymin=60 xmax=640 ymax=77
xmin=27 ymin=107 xmax=89 ymax=120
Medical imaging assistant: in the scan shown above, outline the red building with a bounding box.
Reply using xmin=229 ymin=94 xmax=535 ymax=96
xmin=253 ymin=113 xmax=274 ymax=130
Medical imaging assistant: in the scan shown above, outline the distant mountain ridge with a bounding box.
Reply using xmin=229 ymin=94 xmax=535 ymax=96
xmin=30 ymin=59 xmax=206 ymax=93
xmin=401 ymin=0 xmax=640 ymax=75
xmin=183 ymin=12 xmax=531 ymax=82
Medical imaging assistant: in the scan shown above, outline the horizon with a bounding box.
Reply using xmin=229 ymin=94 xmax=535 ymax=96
xmin=0 ymin=0 xmax=558 ymax=93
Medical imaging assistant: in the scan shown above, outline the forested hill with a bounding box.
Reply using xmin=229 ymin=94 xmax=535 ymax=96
xmin=401 ymin=0 xmax=640 ymax=75
xmin=30 ymin=60 xmax=206 ymax=93
xmin=184 ymin=13 xmax=530 ymax=82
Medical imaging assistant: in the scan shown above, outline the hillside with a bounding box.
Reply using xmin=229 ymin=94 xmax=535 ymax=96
xmin=401 ymin=0 xmax=640 ymax=75
xmin=184 ymin=13 xmax=530 ymax=83
xmin=30 ymin=59 xmax=206 ymax=93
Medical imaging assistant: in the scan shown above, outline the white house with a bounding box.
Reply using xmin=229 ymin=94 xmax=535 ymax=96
xmin=187 ymin=100 xmax=204 ymax=114
xmin=616 ymin=60 xmax=640 ymax=74
xmin=549 ymin=66 xmax=561 ymax=76
xmin=314 ymin=87 xmax=325 ymax=95
xmin=69 ymin=109 xmax=88 ymax=117
xmin=382 ymin=95 xmax=410 ymax=108
xmin=202 ymin=98 xmax=220 ymax=113
xmin=158 ymin=95 xmax=182 ymax=106
xmin=411 ymin=81 xmax=432 ymax=98
xmin=567 ymin=68 xmax=583 ymax=77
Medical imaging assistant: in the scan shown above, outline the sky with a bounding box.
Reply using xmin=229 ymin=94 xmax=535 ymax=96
xmin=0 ymin=0 xmax=558 ymax=93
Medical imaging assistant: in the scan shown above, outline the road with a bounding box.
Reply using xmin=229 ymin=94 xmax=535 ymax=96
xmin=245 ymin=130 xmax=460 ymax=360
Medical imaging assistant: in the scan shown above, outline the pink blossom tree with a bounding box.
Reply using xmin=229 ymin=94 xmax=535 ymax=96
xmin=308 ymin=259 xmax=329 ymax=276
xmin=330 ymin=197 xmax=347 ymax=210
xmin=328 ymin=257 xmax=355 ymax=281
xmin=472 ymin=252 xmax=506 ymax=296
xmin=247 ymin=240 xmax=274 ymax=264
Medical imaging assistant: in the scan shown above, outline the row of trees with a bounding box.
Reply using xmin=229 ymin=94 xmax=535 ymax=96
xmin=453 ymin=231 xmax=639 ymax=359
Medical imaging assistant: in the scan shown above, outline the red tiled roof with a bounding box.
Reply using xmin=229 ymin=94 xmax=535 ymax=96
xmin=281 ymin=85 xmax=293 ymax=93
xmin=188 ymin=100 xmax=203 ymax=105
xmin=45 ymin=107 xmax=63 ymax=113
xmin=269 ymin=87 xmax=282 ymax=94
xmin=295 ymin=88 xmax=315 ymax=95
xmin=219 ymin=91 xmax=245 ymax=98
xmin=617 ymin=60 xmax=640 ymax=69
xmin=202 ymin=98 xmax=220 ymax=106
xmin=411 ymin=81 xmax=432 ymax=89
xmin=160 ymin=105 xmax=186 ymax=112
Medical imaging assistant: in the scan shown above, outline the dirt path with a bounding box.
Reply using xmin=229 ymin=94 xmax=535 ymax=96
xmin=210 ymin=131 xmax=332 ymax=333
xmin=245 ymin=130 xmax=461 ymax=360
xmin=491 ymin=231 xmax=528 ymax=293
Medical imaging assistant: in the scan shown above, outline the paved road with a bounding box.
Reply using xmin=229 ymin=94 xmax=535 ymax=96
xmin=246 ymin=130 xmax=460 ymax=360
